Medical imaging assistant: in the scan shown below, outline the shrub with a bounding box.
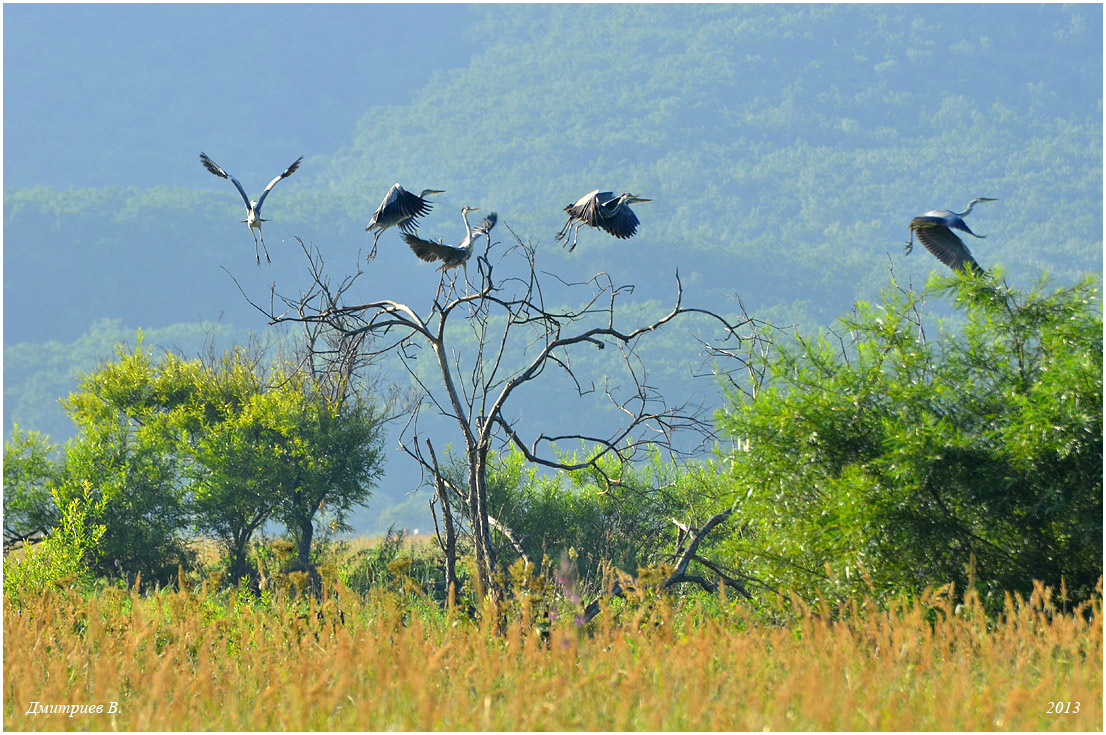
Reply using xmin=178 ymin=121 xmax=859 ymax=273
xmin=4 ymin=483 xmax=106 ymax=609
xmin=717 ymin=273 xmax=1102 ymax=611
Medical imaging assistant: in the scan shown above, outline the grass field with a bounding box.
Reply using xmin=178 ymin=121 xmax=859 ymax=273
xmin=4 ymin=577 xmax=1101 ymax=731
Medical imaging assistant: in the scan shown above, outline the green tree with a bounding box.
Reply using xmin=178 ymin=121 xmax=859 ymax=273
xmin=482 ymin=448 xmax=715 ymax=588
xmin=268 ymin=373 xmax=386 ymax=571
xmin=157 ymin=349 xmax=284 ymax=580
xmin=60 ymin=345 xmax=194 ymax=585
xmin=58 ymin=339 xmax=387 ymax=582
xmin=717 ymin=273 xmax=1102 ymax=611
xmin=3 ymin=426 xmax=62 ymax=543
xmin=170 ymin=353 xmax=386 ymax=577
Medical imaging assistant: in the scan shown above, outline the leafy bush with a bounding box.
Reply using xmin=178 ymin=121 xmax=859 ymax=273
xmin=482 ymin=448 xmax=720 ymax=593
xmin=335 ymin=529 xmax=444 ymax=598
xmin=4 ymin=483 xmax=106 ymax=609
xmin=717 ymin=272 xmax=1102 ymax=612
xmin=60 ymin=350 xmax=194 ymax=585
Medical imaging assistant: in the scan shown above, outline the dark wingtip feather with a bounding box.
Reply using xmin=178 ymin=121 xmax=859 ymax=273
xmin=282 ymin=156 xmax=304 ymax=178
xmin=199 ymin=152 xmax=227 ymax=178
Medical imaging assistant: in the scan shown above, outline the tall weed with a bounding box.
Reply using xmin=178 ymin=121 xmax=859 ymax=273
xmin=4 ymin=578 xmax=1100 ymax=730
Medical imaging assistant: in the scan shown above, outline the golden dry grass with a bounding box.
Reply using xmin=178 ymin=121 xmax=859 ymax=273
xmin=4 ymin=581 xmax=1101 ymax=731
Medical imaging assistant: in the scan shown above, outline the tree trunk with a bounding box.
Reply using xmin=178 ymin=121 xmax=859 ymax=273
xmin=295 ymin=515 xmax=314 ymax=569
xmin=469 ymin=447 xmax=499 ymax=601
xmin=229 ymin=539 xmax=250 ymax=583
xmin=434 ymin=483 xmax=459 ymax=605
xmin=426 ymin=439 xmax=459 ymax=604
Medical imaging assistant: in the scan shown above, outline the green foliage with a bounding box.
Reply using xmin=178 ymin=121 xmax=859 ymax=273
xmin=59 ymin=342 xmax=194 ymax=585
xmin=3 ymin=425 xmax=62 ymax=539
xmin=163 ymin=347 xmax=292 ymax=578
xmin=262 ymin=370 xmax=386 ymax=569
xmin=717 ymin=273 xmax=1102 ymax=611
xmin=4 ymin=483 xmax=106 ymax=609
xmin=52 ymin=335 xmax=387 ymax=583
xmin=4 ymin=318 xmax=264 ymax=444
xmin=335 ymin=529 xmax=444 ymax=598
xmin=482 ymin=448 xmax=723 ymax=592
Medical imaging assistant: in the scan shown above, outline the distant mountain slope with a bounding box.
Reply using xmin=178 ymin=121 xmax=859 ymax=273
xmin=322 ymin=4 xmax=1100 ymax=294
xmin=5 ymin=4 xmax=1101 ymax=422
xmin=2 ymin=4 xmax=473 ymax=190
xmin=6 ymin=5 xmax=1099 ymax=348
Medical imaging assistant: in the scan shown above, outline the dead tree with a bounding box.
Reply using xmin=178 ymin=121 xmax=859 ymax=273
xmin=245 ymin=227 xmax=760 ymax=604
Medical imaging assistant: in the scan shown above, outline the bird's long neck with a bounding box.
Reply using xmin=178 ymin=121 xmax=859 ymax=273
xmin=955 ymin=198 xmax=981 ymax=218
xmin=461 ymin=209 xmax=474 ymax=244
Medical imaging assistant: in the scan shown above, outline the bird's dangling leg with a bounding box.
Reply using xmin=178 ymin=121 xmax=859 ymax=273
xmin=250 ymin=229 xmax=263 ymax=265
xmin=904 ymin=229 xmax=914 ymax=256
xmin=367 ymin=232 xmax=380 ymax=263
xmin=555 ymin=217 xmax=571 ymax=243
xmin=568 ymin=223 xmax=583 ymax=252
xmin=257 ymin=228 xmax=272 ymax=265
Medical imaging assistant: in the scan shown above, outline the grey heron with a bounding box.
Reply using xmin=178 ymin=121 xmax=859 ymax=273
xmin=907 ymin=197 xmax=997 ymax=275
xmin=555 ymin=190 xmax=651 ymax=251
xmin=403 ymin=206 xmax=497 ymax=276
xmin=199 ymin=152 xmax=303 ymax=265
xmin=365 ymin=183 xmax=445 ymax=257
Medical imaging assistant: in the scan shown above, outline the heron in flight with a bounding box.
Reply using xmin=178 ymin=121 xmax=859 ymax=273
xmin=907 ymin=197 xmax=997 ymax=274
xmin=403 ymin=206 xmax=497 ymax=277
xmin=199 ymin=152 xmax=303 ymax=265
xmin=365 ymin=183 xmax=445 ymax=257
xmin=555 ymin=190 xmax=651 ymax=251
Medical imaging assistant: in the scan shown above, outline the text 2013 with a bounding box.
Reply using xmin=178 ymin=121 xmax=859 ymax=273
xmin=1046 ymin=702 xmax=1080 ymax=714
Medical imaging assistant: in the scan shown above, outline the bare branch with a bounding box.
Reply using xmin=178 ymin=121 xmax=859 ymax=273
xmin=245 ymin=228 xmax=764 ymax=600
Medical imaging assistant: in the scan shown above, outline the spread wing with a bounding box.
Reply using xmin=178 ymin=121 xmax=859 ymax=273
xmin=909 ymin=219 xmax=982 ymax=274
xmin=403 ymin=233 xmax=465 ymax=264
xmin=200 ymin=152 xmax=252 ymax=210
xmin=597 ymin=201 xmax=641 ymax=239
xmin=471 ymin=212 xmax=498 ymax=238
xmin=255 ymin=156 xmax=303 ymax=213
xmin=368 ymin=184 xmax=436 ymax=233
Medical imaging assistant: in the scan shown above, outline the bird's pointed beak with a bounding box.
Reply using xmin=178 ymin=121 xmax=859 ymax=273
xmin=630 ymin=196 xmax=652 ymax=203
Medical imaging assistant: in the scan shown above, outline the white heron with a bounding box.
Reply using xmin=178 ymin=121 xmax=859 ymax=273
xmin=199 ymin=152 xmax=303 ymax=265
xmin=403 ymin=206 xmax=497 ymax=277
xmin=555 ymin=190 xmax=651 ymax=251
xmin=365 ymin=183 xmax=444 ymax=257
xmin=907 ymin=197 xmax=997 ymax=274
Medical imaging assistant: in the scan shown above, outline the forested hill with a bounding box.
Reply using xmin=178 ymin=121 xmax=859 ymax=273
xmin=326 ymin=4 xmax=1101 ymax=283
xmin=4 ymin=4 xmax=1101 ymax=442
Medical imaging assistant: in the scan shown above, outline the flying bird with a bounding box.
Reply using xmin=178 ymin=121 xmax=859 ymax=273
xmin=555 ymin=190 xmax=651 ymax=251
xmin=365 ymin=183 xmax=445 ymax=256
xmin=403 ymin=205 xmax=497 ymax=277
xmin=199 ymin=152 xmax=303 ymax=265
xmin=907 ymin=197 xmax=996 ymax=275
